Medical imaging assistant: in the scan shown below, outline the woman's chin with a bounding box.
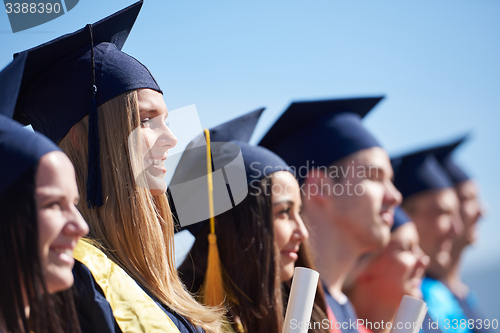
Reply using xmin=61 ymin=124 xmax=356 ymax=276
xmin=145 ymin=172 xmax=167 ymax=195
xmin=405 ymin=285 xmax=423 ymax=300
xmin=149 ymin=188 xmax=165 ymax=196
xmin=280 ymin=263 xmax=295 ymax=282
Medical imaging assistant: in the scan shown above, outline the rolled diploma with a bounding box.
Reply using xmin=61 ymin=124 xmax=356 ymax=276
xmin=282 ymin=267 xmax=320 ymax=333
xmin=390 ymin=295 xmax=428 ymax=333
xmin=413 ymin=304 xmax=428 ymax=333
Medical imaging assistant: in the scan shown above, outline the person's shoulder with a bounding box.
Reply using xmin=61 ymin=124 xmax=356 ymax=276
xmin=74 ymin=254 xmax=204 ymax=333
xmin=73 ymin=260 xmax=122 ymax=333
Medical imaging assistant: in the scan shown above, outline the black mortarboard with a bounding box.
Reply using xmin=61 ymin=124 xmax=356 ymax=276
xmin=170 ymin=108 xmax=264 ymax=232
xmin=259 ymin=97 xmax=383 ymax=182
xmin=11 ymin=1 xmax=161 ymax=208
xmin=0 ymin=52 xmax=27 ymax=118
xmin=392 ymin=206 xmax=411 ymax=231
xmin=238 ymin=141 xmax=292 ymax=185
xmin=428 ymin=135 xmax=471 ymax=185
xmin=169 ymin=108 xmax=291 ymax=234
xmin=0 ymin=115 xmax=61 ymax=195
xmin=392 ymin=148 xmax=454 ymax=200
xmin=169 ymin=107 xmax=265 ymax=187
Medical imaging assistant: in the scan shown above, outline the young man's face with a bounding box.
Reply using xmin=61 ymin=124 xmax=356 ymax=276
xmin=456 ymin=180 xmax=483 ymax=246
xmin=403 ymin=188 xmax=461 ymax=276
xmin=324 ymin=147 xmax=402 ymax=253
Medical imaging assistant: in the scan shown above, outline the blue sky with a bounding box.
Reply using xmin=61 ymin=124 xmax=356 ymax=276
xmin=2 ymin=0 xmax=499 ymax=313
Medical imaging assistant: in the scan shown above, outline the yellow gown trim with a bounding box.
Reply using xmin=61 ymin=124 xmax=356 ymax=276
xmin=73 ymin=239 xmax=181 ymax=333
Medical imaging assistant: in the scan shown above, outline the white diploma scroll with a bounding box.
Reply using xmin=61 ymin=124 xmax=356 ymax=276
xmin=282 ymin=267 xmax=320 ymax=333
xmin=390 ymin=295 xmax=428 ymax=333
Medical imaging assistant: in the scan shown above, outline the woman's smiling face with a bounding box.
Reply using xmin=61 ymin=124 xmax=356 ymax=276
xmin=271 ymin=171 xmax=309 ymax=282
xmin=36 ymin=151 xmax=89 ymax=293
xmin=357 ymin=222 xmax=429 ymax=303
xmin=136 ymin=89 xmax=178 ymax=196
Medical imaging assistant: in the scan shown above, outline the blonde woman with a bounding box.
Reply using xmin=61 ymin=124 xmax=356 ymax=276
xmin=13 ymin=2 xmax=221 ymax=333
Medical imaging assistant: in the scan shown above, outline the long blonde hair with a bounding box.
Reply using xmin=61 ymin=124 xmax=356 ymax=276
xmin=60 ymin=90 xmax=222 ymax=332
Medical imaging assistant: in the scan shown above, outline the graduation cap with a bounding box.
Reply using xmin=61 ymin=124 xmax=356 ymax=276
xmin=0 ymin=50 xmax=55 ymax=195
xmin=169 ymin=107 xmax=265 ymax=195
xmin=0 ymin=52 xmax=27 ymax=119
xmin=169 ymin=107 xmax=290 ymax=235
xmin=392 ymin=147 xmax=454 ymax=201
xmin=392 ymin=206 xmax=412 ymax=231
xmin=0 ymin=115 xmax=61 ymax=196
xmin=259 ymin=96 xmax=383 ymax=182
xmin=429 ymin=135 xmax=471 ymax=185
xmin=11 ymin=0 xmax=160 ymax=208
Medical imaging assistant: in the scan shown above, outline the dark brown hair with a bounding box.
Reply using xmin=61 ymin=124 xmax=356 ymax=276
xmin=0 ymin=164 xmax=81 ymax=333
xmin=179 ymin=176 xmax=330 ymax=333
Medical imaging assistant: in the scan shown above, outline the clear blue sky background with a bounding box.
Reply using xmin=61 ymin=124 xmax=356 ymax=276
xmin=2 ymin=0 xmax=499 ymax=318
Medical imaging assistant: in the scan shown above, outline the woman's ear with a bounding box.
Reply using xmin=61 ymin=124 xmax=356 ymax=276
xmin=68 ymin=126 xmax=81 ymax=152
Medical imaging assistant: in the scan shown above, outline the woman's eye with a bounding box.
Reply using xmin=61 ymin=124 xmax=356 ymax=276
xmin=140 ymin=118 xmax=151 ymax=128
xmin=44 ymin=201 xmax=61 ymax=210
xmin=278 ymin=207 xmax=291 ymax=215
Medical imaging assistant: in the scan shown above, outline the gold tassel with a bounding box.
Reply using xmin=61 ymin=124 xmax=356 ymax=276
xmin=201 ymin=129 xmax=225 ymax=307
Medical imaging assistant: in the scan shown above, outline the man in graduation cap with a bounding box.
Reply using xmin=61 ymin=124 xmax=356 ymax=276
xmin=420 ymin=137 xmax=489 ymax=333
xmin=391 ymin=144 xmax=466 ymax=333
xmin=260 ymin=96 xmax=402 ymax=333
xmin=431 ymin=137 xmax=485 ymax=296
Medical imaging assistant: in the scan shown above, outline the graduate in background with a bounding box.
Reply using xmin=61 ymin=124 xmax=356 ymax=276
xmin=10 ymin=2 xmax=221 ymax=332
xmin=343 ymin=207 xmax=429 ymax=333
xmin=174 ymin=110 xmax=332 ymax=333
xmin=260 ymin=97 xmax=402 ymax=333
xmin=425 ymin=137 xmax=490 ymax=333
xmin=392 ymin=147 xmax=466 ymax=333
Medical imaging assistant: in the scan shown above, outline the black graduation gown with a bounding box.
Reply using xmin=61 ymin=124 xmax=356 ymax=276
xmin=73 ymin=261 xmax=205 ymax=333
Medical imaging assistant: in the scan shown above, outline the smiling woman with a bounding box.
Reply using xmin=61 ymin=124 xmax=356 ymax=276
xmin=343 ymin=207 xmax=429 ymax=333
xmin=176 ymin=110 xmax=330 ymax=333
xmin=0 ymin=115 xmax=88 ymax=333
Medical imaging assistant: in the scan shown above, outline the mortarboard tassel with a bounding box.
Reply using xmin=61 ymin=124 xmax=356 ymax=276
xmin=86 ymin=24 xmax=103 ymax=208
xmin=201 ymin=129 xmax=225 ymax=307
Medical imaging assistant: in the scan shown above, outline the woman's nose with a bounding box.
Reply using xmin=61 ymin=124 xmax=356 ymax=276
xmin=64 ymin=207 xmax=89 ymax=238
xmin=157 ymin=122 xmax=178 ymax=149
xmin=294 ymin=215 xmax=309 ymax=242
